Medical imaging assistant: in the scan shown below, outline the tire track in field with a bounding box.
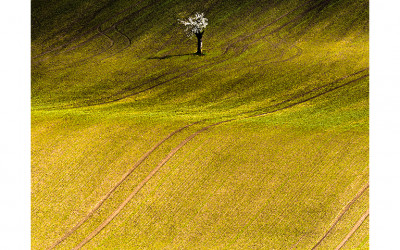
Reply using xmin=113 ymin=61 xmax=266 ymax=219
xmin=289 ymin=166 xmax=369 ymax=249
xmin=70 ymin=70 xmax=368 ymax=248
xmin=133 ymin=133 xmax=243 ymax=244
xmin=72 ymin=119 xmax=232 ymax=249
xmin=32 ymin=0 xmax=148 ymax=60
xmin=126 ymin=137 xmax=219 ymax=244
xmin=311 ymin=182 xmax=369 ymax=249
xmin=48 ymin=122 xmax=198 ymax=249
xmin=34 ymin=29 xmax=110 ymax=65
xmin=33 ymin=0 xmax=160 ymax=68
xmin=34 ymin=6 xmax=144 ymax=67
xmin=98 ymin=24 xmax=132 ymax=62
xmin=42 ymin=26 xmax=117 ymax=73
xmin=34 ymin=23 xmax=115 ymax=66
xmin=244 ymin=69 xmax=369 ymax=117
xmin=98 ymin=26 xmax=115 ymax=48
xmin=335 ymin=208 xmax=369 ymax=250
xmin=45 ymin=23 xmax=132 ymax=73
xmin=220 ymin=0 xmax=332 ymax=71
xmin=34 ymin=0 xmax=115 ymax=51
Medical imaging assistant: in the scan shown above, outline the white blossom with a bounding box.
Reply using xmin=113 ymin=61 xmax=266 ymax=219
xmin=178 ymin=13 xmax=208 ymax=37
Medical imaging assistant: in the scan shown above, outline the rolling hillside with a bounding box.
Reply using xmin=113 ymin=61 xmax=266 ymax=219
xmin=31 ymin=0 xmax=369 ymax=249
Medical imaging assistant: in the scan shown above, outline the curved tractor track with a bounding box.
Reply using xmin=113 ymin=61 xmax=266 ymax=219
xmin=335 ymin=208 xmax=369 ymax=250
xmin=32 ymin=0 xmax=150 ymax=60
xmin=33 ymin=0 xmax=116 ymax=54
xmin=48 ymin=122 xmax=198 ymax=249
xmin=37 ymin=0 xmax=334 ymax=111
xmin=49 ymin=68 xmax=368 ymax=249
xmin=41 ymin=26 xmax=116 ymax=73
xmin=244 ymin=68 xmax=369 ymax=117
xmin=71 ymin=120 xmax=230 ymax=249
xmin=33 ymin=1 xmax=150 ymax=70
xmin=311 ymin=182 xmax=369 ymax=249
xmin=44 ymin=24 xmax=132 ymax=73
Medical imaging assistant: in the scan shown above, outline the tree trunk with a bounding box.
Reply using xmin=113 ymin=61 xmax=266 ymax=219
xmin=196 ymin=32 xmax=203 ymax=55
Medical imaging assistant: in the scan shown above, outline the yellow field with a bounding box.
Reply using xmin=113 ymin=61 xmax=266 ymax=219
xmin=32 ymin=0 xmax=369 ymax=248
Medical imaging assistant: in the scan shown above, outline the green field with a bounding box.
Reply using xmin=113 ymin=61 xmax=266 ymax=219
xmin=31 ymin=0 xmax=369 ymax=249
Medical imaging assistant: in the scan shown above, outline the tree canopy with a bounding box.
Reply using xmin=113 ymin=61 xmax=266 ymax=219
xmin=178 ymin=12 xmax=208 ymax=37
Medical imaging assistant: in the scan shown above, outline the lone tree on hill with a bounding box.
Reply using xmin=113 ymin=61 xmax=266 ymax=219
xmin=178 ymin=13 xmax=208 ymax=55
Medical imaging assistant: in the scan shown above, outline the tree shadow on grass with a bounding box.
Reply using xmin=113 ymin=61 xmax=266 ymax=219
xmin=147 ymin=53 xmax=203 ymax=60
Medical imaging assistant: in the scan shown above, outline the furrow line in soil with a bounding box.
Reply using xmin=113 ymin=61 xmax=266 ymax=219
xmin=334 ymin=208 xmax=369 ymax=250
xmin=72 ymin=120 xmax=231 ymax=249
xmin=32 ymin=0 xmax=149 ymax=60
xmin=311 ymin=182 xmax=369 ymax=249
xmin=47 ymin=122 xmax=197 ymax=249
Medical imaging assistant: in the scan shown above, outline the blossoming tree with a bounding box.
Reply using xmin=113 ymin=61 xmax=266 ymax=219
xmin=178 ymin=13 xmax=208 ymax=55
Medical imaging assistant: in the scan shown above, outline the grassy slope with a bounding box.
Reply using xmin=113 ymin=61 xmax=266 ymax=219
xmin=32 ymin=0 xmax=369 ymax=249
